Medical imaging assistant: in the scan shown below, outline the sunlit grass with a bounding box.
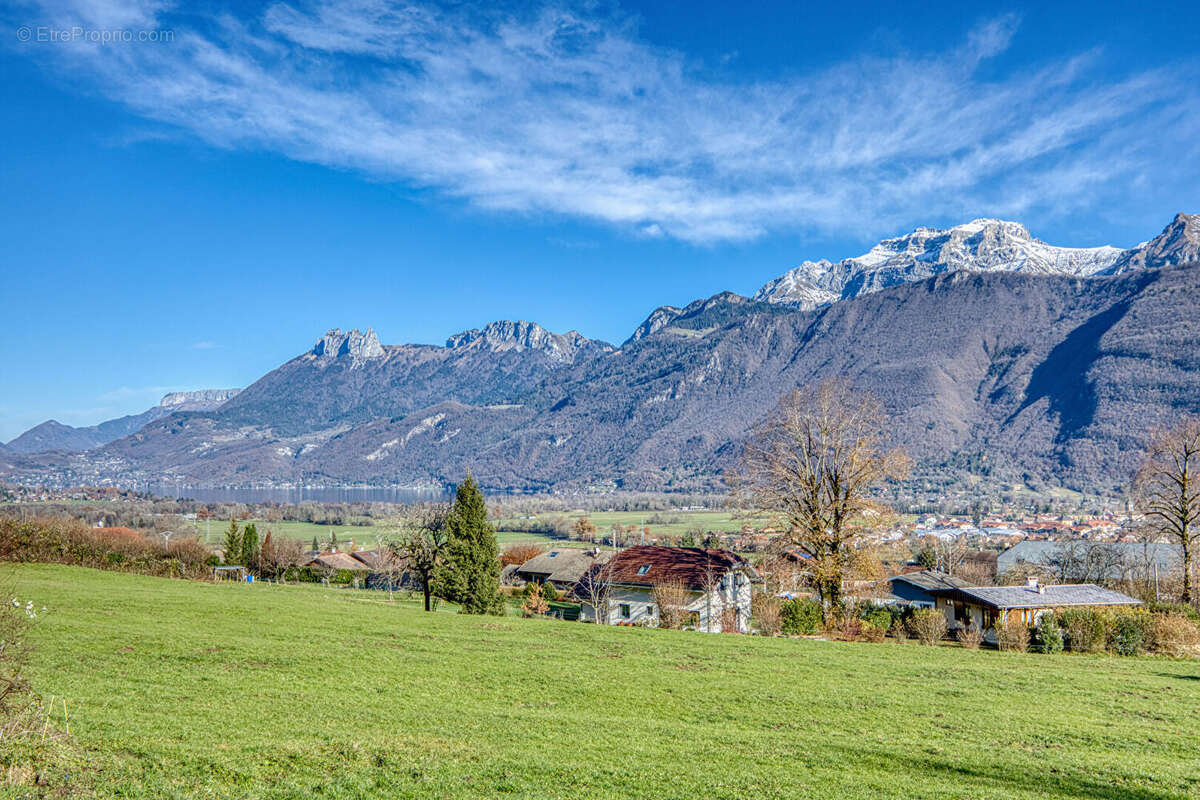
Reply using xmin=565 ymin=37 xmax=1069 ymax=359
xmin=8 ymin=563 xmax=1200 ymax=799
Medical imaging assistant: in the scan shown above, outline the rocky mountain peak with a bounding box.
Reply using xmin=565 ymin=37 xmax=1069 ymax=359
xmin=626 ymin=305 xmax=683 ymax=344
xmin=1108 ymin=212 xmax=1200 ymax=273
xmin=755 ymin=217 xmax=1126 ymax=310
xmin=446 ymin=320 xmax=609 ymax=364
xmin=311 ymin=329 xmax=385 ymax=363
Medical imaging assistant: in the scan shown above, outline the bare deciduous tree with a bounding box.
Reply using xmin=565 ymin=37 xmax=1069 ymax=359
xmin=652 ymin=580 xmax=691 ymax=630
xmin=1134 ymin=417 xmax=1200 ymax=604
xmin=576 ymin=561 xmax=614 ymax=625
xmin=260 ymin=536 xmax=305 ymax=583
xmin=734 ymin=379 xmax=910 ymax=617
xmin=389 ymin=504 xmax=450 ymax=611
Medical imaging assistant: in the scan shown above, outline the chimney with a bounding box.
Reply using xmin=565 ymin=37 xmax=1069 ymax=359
xmin=1027 ymin=577 xmax=1039 ymax=591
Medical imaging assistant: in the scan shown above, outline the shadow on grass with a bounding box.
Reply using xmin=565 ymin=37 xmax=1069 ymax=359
xmin=830 ymin=744 xmax=1185 ymax=800
xmin=1155 ymin=672 xmax=1200 ymax=681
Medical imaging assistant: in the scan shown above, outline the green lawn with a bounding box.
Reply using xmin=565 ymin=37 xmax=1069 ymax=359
xmin=7 ymin=564 xmax=1200 ymax=799
xmin=499 ymin=509 xmax=758 ymax=540
xmin=197 ymin=519 xmax=392 ymax=549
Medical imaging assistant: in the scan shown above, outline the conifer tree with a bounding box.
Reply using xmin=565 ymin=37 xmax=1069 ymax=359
xmin=311 ymin=536 xmax=320 ymax=553
xmin=435 ymin=474 xmax=503 ymax=615
xmin=241 ymin=523 xmax=260 ymax=572
xmin=223 ymin=519 xmax=242 ymax=566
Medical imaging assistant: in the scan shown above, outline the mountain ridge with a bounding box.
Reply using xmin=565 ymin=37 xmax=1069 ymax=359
xmin=3 ymin=212 xmax=1197 ymax=493
xmin=751 ymin=214 xmax=1193 ymax=311
xmin=4 ymin=389 xmax=241 ymax=455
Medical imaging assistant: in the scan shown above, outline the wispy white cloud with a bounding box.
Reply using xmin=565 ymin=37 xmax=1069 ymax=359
xmin=15 ymin=1 xmax=1200 ymax=243
xmin=191 ymin=341 xmax=219 ymax=350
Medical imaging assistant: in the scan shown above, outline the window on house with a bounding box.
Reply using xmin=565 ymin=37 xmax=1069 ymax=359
xmin=636 ymin=564 xmax=651 ymax=575
xmin=647 ymin=605 xmax=654 ymax=616
xmin=619 ymin=603 xmax=631 ymax=619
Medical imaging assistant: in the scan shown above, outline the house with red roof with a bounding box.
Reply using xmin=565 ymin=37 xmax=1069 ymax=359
xmin=572 ymin=545 xmax=758 ymax=633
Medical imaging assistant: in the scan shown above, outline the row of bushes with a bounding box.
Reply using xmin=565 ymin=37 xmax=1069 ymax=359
xmin=0 ymin=516 xmax=213 ymax=579
xmin=1008 ymin=607 xmax=1200 ymax=657
xmin=765 ymin=596 xmax=1200 ymax=657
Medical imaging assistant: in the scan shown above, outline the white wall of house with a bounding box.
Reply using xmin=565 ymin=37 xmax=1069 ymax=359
xmin=580 ymin=567 xmax=754 ymax=633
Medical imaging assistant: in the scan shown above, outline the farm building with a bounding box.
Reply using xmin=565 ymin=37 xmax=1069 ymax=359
xmin=572 ymin=545 xmax=758 ymax=633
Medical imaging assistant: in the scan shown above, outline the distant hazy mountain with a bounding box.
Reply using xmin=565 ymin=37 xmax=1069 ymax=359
xmin=3 ymin=213 xmax=1196 ymax=494
xmin=4 ymin=389 xmax=240 ymax=454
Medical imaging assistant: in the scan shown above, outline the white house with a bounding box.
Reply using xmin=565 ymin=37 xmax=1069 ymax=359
xmin=572 ymin=545 xmax=758 ymax=633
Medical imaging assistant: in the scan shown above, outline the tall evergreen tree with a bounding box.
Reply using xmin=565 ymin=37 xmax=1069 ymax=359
xmin=223 ymin=519 xmax=242 ymax=566
xmin=241 ymin=523 xmax=260 ymax=572
xmin=311 ymin=536 xmax=320 ymax=553
xmin=435 ymin=474 xmax=503 ymax=615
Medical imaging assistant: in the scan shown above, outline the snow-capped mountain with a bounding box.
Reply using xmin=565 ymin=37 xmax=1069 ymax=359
xmin=755 ymin=218 xmax=1127 ymax=310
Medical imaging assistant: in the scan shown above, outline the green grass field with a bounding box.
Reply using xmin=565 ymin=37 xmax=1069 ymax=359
xmin=200 ymin=520 xmax=570 ymax=551
xmin=7 ymin=564 xmax=1200 ymax=799
xmin=499 ymin=509 xmax=757 ymax=540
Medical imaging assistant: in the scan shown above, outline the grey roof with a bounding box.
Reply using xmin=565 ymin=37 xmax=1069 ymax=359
xmin=890 ymin=571 xmax=971 ymax=592
xmin=997 ymin=540 xmax=1180 ymax=576
xmin=953 ymin=583 xmax=1141 ymax=609
xmin=517 ymin=548 xmax=614 ymax=585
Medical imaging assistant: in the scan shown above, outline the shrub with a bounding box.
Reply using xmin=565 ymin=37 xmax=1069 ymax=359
xmin=0 ymin=516 xmax=211 ymax=579
xmin=860 ymin=619 xmax=887 ymax=643
xmin=996 ymin=612 xmax=1029 ymax=653
xmin=752 ymin=594 xmax=782 ymax=636
xmin=1060 ymin=608 xmax=1109 ymax=653
xmin=521 ymin=583 xmax=548 ymax=617
xmin=0 ymin=584 xmax=32 ymax=720
xmin=956 ymin=625 xmax=983 ymax=649
xmin=909 ymin=608 xmax=948 ymax=646
xmin=1152 ymin=614 xmax=1200 ymax=658
xmin=1147 ymin=601 xmax=1200 ymax=624
xmin=860 ymin=606 xmax=894 ymax=633
xmin=1037 ymin=614 xmax=1064 ymax=654
xmin=889 ymin=618 xmax=909 ymax=643
xmin=779 ymin=598 xmax=822 ymax=635
xmin=1111 ymin=610 xmax=1155 ymax=656
xmin=542 ymin=581 xmax=559 ymax=602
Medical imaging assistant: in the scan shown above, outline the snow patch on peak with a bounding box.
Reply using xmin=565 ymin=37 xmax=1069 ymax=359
xmin=755 ymin=218 xmax=1125 ymax=309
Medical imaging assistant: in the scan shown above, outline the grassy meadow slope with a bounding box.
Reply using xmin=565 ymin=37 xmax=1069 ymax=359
xmin=7 ymin=564 xmax=1200 ymax=799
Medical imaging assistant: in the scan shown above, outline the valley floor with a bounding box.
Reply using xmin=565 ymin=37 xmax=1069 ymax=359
xmin=5 ymin=564 xmax=1199 ymax=799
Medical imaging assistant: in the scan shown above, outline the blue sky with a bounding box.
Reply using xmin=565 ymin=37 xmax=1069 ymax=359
xmin=1 ymin=0 xmax=1198 ymax=441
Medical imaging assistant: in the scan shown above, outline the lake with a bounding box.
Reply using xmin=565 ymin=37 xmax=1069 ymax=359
xmin=145 ymin=484 xmax=448 ymax=505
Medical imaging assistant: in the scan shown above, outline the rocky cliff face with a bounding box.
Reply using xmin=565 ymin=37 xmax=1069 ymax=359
xmin=310 ymin=329 xmax=385 ymax=363
xmin=1107 ymin=213 xmax=1200 ymax=273
xmin=446 ymin=320 xmax=611 ymax=364
xmin=160 ymin=389 xmax=241 ymax=408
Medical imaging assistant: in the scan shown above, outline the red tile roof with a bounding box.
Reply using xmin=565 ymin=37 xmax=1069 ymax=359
xmin=601 ymin=545 xmax=746 ymax=590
